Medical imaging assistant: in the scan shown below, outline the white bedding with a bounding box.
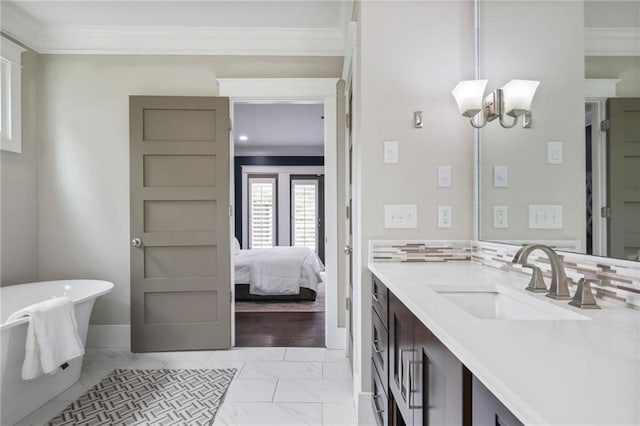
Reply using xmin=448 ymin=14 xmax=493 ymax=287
xmin=234 ymin=247 xmax=324 ymax=295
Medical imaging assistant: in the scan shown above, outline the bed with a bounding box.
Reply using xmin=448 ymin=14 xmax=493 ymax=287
xmin=234 ymin=243 xmax=324 ymax=302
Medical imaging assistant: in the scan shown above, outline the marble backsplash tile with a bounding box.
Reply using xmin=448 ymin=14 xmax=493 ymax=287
xmin=369 ymin=239 xmax=640 ymax=309
xmin=370 ymin=240 xmax=472 ymax=262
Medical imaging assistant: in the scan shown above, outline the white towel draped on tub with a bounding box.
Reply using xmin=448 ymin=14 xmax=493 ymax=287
xmin=7 ymin=297 xmax=85 ymax=380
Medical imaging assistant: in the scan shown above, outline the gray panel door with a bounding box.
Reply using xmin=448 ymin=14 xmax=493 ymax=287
xmin=346 ymin=79 xmax=354 ymax=361
xmin=607 ymin=98 xmax=640 ymax=260
xmin=130 ymin=96 xmax=231 ymax=352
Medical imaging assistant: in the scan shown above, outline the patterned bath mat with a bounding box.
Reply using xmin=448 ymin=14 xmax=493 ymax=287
xmin=48 ymin=368 xmax=235 ymax=426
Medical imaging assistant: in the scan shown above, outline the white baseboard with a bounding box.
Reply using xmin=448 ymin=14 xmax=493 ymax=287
xmin=357 ymin=391 xmax=376 ymax=426
xmin=326 ymin=326 xmax=347 ymax=350
xmin=86 ymin=325 xmax=130 ymax=349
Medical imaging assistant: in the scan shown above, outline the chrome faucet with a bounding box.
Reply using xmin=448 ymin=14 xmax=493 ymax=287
xmin=512 ymin=244 xmax=570 ymax=300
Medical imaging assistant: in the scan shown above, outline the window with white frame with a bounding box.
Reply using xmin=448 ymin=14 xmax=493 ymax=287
xmin=1 ymin=36 xmax=26 ymax=154
xmin=248 ymin=175 xmax=277 ymax=248
xmin=291 ymin=179 xmax=319 ymax=253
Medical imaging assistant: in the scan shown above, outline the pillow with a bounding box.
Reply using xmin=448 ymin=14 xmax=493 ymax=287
xmin=233 ymin=238 xmax=241 ymax=253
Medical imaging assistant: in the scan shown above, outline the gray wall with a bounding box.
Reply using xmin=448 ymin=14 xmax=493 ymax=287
xmin=37 ymin=55 xmax=343 ymax=325
xmin=1 ymin=43 xmax=39 ymax=286
xmin=479 ymin=1 xmax=586 ymax=248
xmin=356 ymin=0 xmax=475 ymax=392
xmin=586 ymin=56 xmax=640 ymax=97
xmin=585 ymin=1 xmax=640 ymax=28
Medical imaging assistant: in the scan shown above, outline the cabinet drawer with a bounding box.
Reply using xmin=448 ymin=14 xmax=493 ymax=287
xmin=372 ymin=359 xmax=389 ymax=426
xmin=372 ymin=276 xmax=388 ymax=325
xmin=371 ymin=310 xmax=388 ymax=393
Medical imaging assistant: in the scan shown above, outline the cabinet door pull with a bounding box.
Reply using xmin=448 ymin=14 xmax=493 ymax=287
xmin=398 ymin=348 xmax=414 ymax=400
xmin=407 ymin=360 xmax=423 ymax=410
xmin=372 ymin=340 xmax=384 ymax=354
xmin=372 ymin=293 xmax=379 ymax=303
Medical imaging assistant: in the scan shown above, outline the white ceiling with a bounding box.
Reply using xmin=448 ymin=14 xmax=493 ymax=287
xmin=10 ymin=1 xmax=344 ymax=28
xmin=233 ymin=103 xmax=324 ymax=154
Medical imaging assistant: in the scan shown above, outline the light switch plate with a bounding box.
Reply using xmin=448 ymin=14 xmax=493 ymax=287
xmin=438 ymin=165 xmax=452 ymax=188
xmin=438 ymin=205 xmax=453 ymax=228
xmin=384 ymin=204 xmax=418 ymax=228
xmin=547 ymin=141 xmax=563 ymax=164
xmin=493 ymin=206 xmax=508 ymax=228
xmin=383 ymin=140 xmax=399 ymax=164
xmin=493 ymin=166 xmax=508 ymax=188
xmin=528 ymin=204 xmax=563 ymax=229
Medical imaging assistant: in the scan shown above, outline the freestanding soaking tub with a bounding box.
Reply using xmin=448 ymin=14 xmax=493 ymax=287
xmin=1 ymin=279 xmax=113 ymax=425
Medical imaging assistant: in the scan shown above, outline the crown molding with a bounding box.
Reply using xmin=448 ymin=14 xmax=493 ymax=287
xmin=0 ymin=1 xmax=41 ymax=50
xmin=39 ymin=25 xmax=345 ymax=56
xmin=0 ymin=2 xmax=345 ymax=56
xmin=585 ymin=27 xmax=640 ymax=56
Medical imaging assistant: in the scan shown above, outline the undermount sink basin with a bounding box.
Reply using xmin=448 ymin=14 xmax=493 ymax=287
xmin=433 ymin=285 xmax=589 ymax=321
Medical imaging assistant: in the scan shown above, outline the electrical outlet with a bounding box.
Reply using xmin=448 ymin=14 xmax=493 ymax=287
xmin=438 ymin=206 xmax=453 ymax=228
xmin=493 ymin=206 xmax=508 ymax=228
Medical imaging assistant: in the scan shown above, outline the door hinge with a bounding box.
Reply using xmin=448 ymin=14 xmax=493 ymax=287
xmin=229 ymin=118 xmax=233 ymax=132
xmin=230 ymin=292 xmax=233 ymax=303
xmin=346 ymin=206 xmax=350 ymax=219
xmin=600 ymin=119 xmax=610 ymax=132
xmin=346 ymin=113 xmax=351 ymax=130
xmin=346 ymin=297 xmax=351 ymax=311
xmin=229 ymin=205 xmax=233 ymax=217
xmin=601 ymin=206 xmax=611 ymax=218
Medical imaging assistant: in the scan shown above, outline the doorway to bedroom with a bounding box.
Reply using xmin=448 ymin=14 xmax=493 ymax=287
xmin=232 ymin=102 xmax=327 ymax=347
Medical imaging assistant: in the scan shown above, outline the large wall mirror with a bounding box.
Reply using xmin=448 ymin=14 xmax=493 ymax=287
xmin=478 ymin=0 xmax=640 ymax=261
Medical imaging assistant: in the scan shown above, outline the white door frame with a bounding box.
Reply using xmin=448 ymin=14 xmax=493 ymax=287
xmin=218 ymin=78 xmax=345 ymax=350
xmin=586 ymin=98 xmax=608 ymax=257
xmin=585 ymin=79 xmax=618 ymax=257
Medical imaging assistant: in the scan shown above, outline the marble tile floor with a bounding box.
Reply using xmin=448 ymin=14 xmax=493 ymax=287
xmin=14 ymin=347 xmax=357 ymax=426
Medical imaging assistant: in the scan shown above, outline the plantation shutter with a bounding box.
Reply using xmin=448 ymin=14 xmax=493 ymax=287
xmin=292 ymin=179 xmax=318 ymax=252
xmin=249 ymin=177 xmax=276 ymax=248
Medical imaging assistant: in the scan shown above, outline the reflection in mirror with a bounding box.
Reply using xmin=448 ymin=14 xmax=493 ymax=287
xmin=478 ymin=0 xmax=640 ymax=262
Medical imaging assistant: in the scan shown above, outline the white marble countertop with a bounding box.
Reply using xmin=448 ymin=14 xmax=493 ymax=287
xmin=368 ymin=261 xmax=640 ymax=426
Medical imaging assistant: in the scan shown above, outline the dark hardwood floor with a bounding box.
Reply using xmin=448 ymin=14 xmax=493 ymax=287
xmin=235 ymin=312 xmax=325 ymax=347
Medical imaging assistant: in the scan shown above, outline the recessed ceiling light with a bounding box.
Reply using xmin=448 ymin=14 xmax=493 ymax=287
xmin=238 ymin=135 xmax=249 ymax=142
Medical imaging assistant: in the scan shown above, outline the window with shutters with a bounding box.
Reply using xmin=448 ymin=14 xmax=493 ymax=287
xmin=248 ymin=175 xmax=277 ymax=248
xmin=291 ymin=179 xmax=319 ymax=253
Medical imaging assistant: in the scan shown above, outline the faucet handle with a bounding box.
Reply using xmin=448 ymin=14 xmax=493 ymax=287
xmin=568 ymin=278 xmax=601 ymax=309
xmin=521 ymin=263 xmax=548 ymax=293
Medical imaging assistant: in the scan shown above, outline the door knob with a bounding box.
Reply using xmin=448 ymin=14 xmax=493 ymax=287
xmin=132 ymin=238 xmax=142 ymax=248
xmin=344 ymin=245 xmax=352 ymax=255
